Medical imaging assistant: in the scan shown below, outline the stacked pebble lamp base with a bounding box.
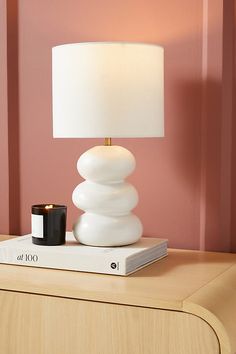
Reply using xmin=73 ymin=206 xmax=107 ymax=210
xmin=72 ymin=145 xmax=143 ymax=246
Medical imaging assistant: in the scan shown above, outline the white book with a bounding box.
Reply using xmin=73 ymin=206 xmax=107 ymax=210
xmin=0 ymin=233 xmax=168 ymax=276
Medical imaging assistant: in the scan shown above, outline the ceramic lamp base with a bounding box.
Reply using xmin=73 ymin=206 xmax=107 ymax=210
xmin=72 ymin=145 xmax=143 ymax=246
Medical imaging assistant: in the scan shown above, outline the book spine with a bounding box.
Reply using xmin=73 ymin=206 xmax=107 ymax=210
xmin=0 ymin=246 xmax=126 ymax=275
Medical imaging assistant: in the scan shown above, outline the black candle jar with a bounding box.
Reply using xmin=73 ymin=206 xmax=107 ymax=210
xmin=31 ymin=204 xmax=67 ymax=245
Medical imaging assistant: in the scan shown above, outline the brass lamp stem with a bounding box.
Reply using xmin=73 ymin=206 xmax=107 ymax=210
xmin=104 ymin=138 xmax=112 ymax=146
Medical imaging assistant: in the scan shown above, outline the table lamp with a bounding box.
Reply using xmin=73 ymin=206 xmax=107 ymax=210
xmin=52 ymin=42 xmax=164 ymax=246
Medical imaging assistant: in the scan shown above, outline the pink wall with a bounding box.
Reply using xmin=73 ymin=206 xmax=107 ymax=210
xmin=0 ymin=0 xmax=235 ymax=251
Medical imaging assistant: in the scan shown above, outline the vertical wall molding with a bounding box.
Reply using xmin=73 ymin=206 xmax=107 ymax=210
xmin=0 ymin=0 xmax=21 ymax=234
xmin=199 ymin=0 xmax=208 ymax=250
xmin=7 ymin=0 xmax=21 ymax=235
xmin=0 ymin=0 xmax=10 ymax=233
xmin=200 ymin=0 xmax=224 ymax=251
xmin=231 ymin=0 xmax=236 ymax=251
xmin=221 ymin=0 xmax=234 ymax=250
xmin=200 ymin=0 xmax=235 ymax=251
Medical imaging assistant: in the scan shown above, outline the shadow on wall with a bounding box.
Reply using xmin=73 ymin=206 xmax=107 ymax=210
xmin=125 ymin=77 xmax=226 ymax=251
xmin=173 ymin=77 xmax=231 ymax=252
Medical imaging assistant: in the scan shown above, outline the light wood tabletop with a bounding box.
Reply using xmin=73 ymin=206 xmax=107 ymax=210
xmin=0 ymin=234 xmax=236 ymax=354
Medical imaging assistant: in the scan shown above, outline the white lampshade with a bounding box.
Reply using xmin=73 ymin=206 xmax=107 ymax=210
xmin=52 ymin=42 xmax=164 ymax=138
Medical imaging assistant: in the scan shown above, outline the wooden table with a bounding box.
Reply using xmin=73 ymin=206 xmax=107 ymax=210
xmin=0 ymin=235 xmax=236 ymax=354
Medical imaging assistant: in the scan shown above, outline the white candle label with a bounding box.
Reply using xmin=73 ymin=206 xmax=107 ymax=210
xmin=31 ymin=214 xmax=44 ymax=238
